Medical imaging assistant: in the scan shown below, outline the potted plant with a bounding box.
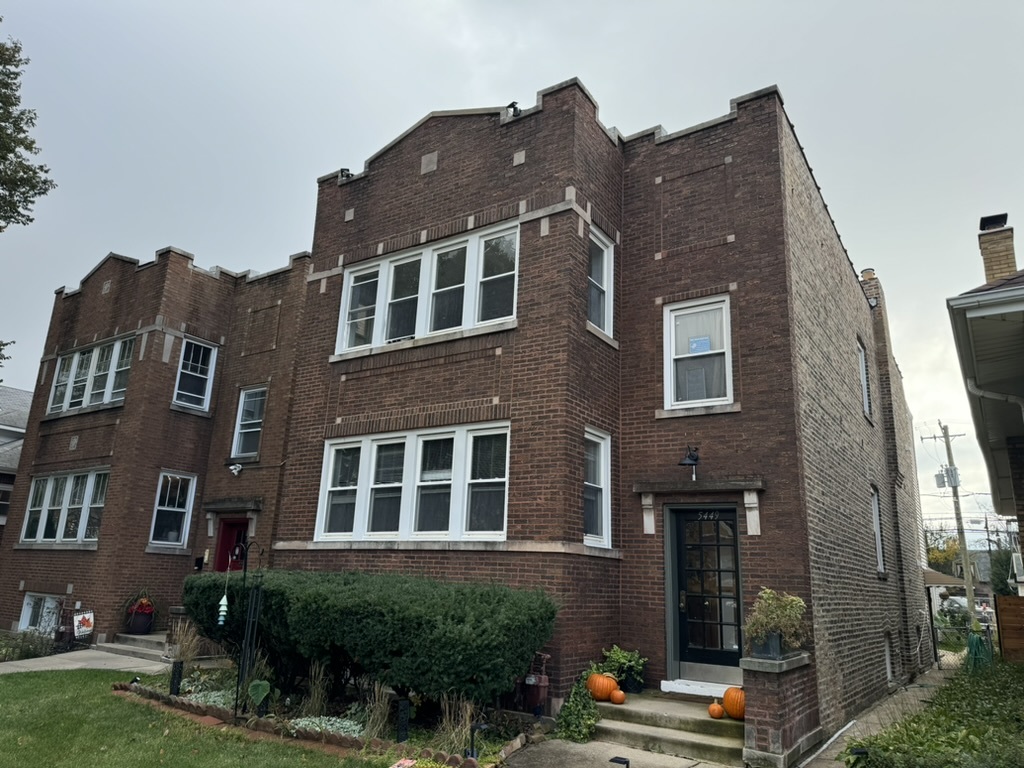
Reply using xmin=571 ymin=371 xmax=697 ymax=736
xmin=600 ymin=645 xmax=648 ymax=693
xmin=124 ymin=589 xmax=157 ymax=635
xmin=743 ymin=587 xmax=806 ymax=659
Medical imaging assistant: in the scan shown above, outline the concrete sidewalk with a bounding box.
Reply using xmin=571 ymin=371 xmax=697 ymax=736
xmin=0 ymin=647 xmax=168 ymax=676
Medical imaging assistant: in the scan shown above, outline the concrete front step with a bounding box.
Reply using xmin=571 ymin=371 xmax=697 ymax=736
xmin=94 ymin=641 xmax=168 ymax=664
xmin=593 ymin=692 xmax=744 ymax=767
xmin=94 ymin=631 xmax=169 ymax=664
xmin=593 ymin=719 xmax=744 ymax=767
xmin=596 ymin=695 xmax=744 ymax=738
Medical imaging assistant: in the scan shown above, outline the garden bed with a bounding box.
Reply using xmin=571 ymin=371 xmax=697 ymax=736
xmin=114 ymin=680 xmax=541 ymax=768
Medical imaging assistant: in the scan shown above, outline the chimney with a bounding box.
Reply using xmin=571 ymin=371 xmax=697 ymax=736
xmin=978 ymin=213 xmax=1016 ymax=283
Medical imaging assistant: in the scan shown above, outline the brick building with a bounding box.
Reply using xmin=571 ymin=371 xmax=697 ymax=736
xmin=0 ymin=79 xmax=930 ymax=766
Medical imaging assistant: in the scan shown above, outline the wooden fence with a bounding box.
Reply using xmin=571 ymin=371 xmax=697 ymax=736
xmin=995 ymin=595 xmax=1024 ymax=661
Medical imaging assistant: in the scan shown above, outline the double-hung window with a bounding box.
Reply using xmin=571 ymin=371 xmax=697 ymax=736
xmin=21 ymin=470 xmax=109 ymax=543
xmin=587 ymin=229 xmax=614 ymax=335
xmin=174 ymin=340 xmax=217 ymax=410
xmin=664 ymin=296 xmax=732 ymax=409
xmin=48 ymin=337 xmax=135 ymax=413
xmin=232 ymin=387 xmax=267 ymax=457
xmin=317 ymin=424 xmax=509 ymax=541
xmin=858 ymin=340 xmax=872 ymax=418
xmin=337 ymin=225 xmax=518 ymax=352
xmin=150 ymin=472 xmax=195 ymax=546
xmin=0 ymin=472 xmax=13 ymax=525
xmin=871 ymin=485 xmax=884 ymax=572
xmin=583 ymin=428 xmax=611 ymax=548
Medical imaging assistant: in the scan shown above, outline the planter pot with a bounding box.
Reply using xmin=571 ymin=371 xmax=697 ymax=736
xmin=126 ymin=611 xmax=154 ymax=635
xmin=621 ymin=675 xmax=644 ymax=694
xmin=751 ymin=632 xmax=784 ymax=659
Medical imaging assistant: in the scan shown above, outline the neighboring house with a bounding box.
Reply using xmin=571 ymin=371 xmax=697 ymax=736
xmin=0 ymin=385 xmax=32 ymax=548
xmin=0 ymin=79 xmax=931 ymax=767
xmin=949 ymin=215 xmax=1024 ymax=546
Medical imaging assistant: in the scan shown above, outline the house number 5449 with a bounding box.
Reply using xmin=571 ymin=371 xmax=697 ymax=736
xmin=697 ymin=510 xmax=720 ymax=521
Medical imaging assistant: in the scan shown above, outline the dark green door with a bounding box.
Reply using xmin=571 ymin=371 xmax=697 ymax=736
xmin=676 ymin=508 xmax=740 ymax=667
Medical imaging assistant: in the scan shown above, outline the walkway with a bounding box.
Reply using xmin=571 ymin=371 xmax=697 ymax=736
xmin=0 ymin=647 xmax=168 ymax=675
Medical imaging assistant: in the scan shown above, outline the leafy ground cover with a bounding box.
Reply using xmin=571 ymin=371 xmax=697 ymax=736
xmin=0 ymin=669 xmax=399 ymax=768
xmin=840 ymin=660 xmax=1024 ymax=768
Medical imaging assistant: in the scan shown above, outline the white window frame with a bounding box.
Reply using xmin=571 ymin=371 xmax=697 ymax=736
xmin=316 ymin=423 xmax=510 ymax=542
xmin=583 ymin=428 xmax=612 ymax=548
xmin=48 ymin=337 xmax=135 ymax=413
xmin=20 ymin=470 xmax=109 ymax=543
xmin=871 ymin=485 xmax=885 ymax=572
xmin=336 ymin=224 xmax=519 ymax=353
xmin=587 ymin=228 xmax=614 ymax=336
xmin=231 ymin=387 xmax=268 ymax=458
xmin=858 ymin=339 xmax=872 ymax=417
xmin=174 ymin=340 xmax=218 ymax=411
xmin=149 ymin=471 xmax=196 ymax=547
xmin=663 ymin=295 xmax=733 ymax=410
xmin=0 ymin=473 xmax=12 ymax=526
xmin=19 ymin=593 xmax=61 ymax=634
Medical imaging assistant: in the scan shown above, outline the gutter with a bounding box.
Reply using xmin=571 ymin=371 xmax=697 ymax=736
xmin=966 ymin=378 xmax=1024 ymax=419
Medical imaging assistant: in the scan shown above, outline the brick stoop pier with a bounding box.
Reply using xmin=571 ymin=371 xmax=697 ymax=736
xmin=741 ymin=654 xmax=822 ymax=768
xmin=593 ymin=692 xmax=744 ymax=766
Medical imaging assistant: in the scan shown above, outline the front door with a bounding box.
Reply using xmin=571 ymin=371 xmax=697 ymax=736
xmin=676 ymin=507 xmax=741 ymax=668
xmin=214 ymin=519 xmax=249 ymax=572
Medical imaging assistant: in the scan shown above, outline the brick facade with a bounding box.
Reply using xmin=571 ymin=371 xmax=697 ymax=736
xmin=0 ymin=79 xmax=930 ymax=767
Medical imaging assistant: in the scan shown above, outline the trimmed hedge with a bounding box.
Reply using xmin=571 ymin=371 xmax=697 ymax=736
xmin=183 ymin=570 xmax=557 ymax=702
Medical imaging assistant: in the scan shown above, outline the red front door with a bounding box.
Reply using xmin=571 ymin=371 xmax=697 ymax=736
xmin=214 ymin=519 xmax=249 ymax=572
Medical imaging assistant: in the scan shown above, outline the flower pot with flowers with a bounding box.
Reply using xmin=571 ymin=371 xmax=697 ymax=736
xmin=124 ymin=590 xmax=157 ymax=635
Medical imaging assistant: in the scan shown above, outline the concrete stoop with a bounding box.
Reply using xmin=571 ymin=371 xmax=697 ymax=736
xmin=94 ymin=631 xmax=169 ymax=664
xmin=594 ymin=693 xmax=744 ymax=767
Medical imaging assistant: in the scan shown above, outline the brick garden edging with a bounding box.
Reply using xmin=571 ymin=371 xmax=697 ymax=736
xmin=112 ymin=681 xmax=539 ymax=767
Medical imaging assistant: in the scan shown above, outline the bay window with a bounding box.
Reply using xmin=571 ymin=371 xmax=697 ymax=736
xmin=21 ymin=470 xmax=109 ymax=543
xmin=317 ymin=424 xmax=510 ymax=541
xmin=337 ymin=225 xmax=519 ymax=353
xmin=48 ymin=337 xmax=135 ymax=413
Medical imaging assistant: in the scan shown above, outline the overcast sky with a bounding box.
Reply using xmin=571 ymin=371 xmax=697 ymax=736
xmin=2 ymin=1 xmax=1021 ymax=542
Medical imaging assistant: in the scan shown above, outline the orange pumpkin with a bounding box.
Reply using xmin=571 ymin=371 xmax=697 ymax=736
xmin=722 ymin=686 xmax=745 ymax=720
xmin=610 ymin=689 xmax=627 ymax=705
xmin=708 ymin=699 xmax=724 ymax=719
xmin=586 ymin=672 xmax=619 ymax=701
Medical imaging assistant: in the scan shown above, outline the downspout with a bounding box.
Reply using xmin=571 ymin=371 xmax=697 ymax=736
xmin=966 ymin=378 xmax=1024 ymax=417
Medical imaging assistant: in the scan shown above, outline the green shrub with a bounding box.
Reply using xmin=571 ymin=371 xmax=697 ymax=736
xmin=183 ymin=570 xmax=558 ymax=703
xmin=555 ymin=673 xmax=600 ymax=742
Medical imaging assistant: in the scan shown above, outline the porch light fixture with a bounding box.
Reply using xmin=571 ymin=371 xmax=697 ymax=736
xmin=678 ymin=445 xmax=700 ymax=480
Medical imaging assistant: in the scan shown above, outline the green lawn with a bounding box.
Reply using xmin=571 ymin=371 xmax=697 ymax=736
xmin=0 ymin=669 xmax=394 ymax=768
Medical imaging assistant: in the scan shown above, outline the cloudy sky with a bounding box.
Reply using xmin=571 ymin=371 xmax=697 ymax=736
xmin=2 ymin=1 xmax=1021 ymax=542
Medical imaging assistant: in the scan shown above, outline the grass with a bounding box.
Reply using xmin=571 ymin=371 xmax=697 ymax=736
xmin=840 ymin=660 xmax=1024 ymax=768
xmin=0 ymin=669 xmax=396 ymax=768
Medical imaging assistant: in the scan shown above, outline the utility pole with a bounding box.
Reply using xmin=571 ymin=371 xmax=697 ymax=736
xmin=922 ymin=421 xmax=975 ymax=620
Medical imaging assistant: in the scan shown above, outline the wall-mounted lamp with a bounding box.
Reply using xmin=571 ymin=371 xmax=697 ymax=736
xmin=678 ymin=445 xmax=700 ymax=481
xmin=506 ymin=101 xmax=521 ymax=117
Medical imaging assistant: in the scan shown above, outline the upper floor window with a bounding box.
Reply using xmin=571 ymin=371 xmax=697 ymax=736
xmin=150 ymin=471 xmax=195 ymax=546
xmin=232 ymin=387 xmax=267 ymax=457
xmin=0 ymin=472 xmax=13 ymax=524
xmin=48 ymin=337 xmax=135 ymax=414
xmin=587 ymin=229 xmax=614 ymax=335
xmin=337 ymin=225 xmax=519 ymax=353
xmin=317 ymin=423 xmax=509 ymax=542
xmin=858 ymin=339 xmax=872 ymax=417
xmin=583 ymin=428 xmax=611 ymax=548
xmin=174 ymin=340 xmax=217 ymax=410
xmin=22 ymin=470 xmax=108 ymax=543
xmin=871 ymin=485 xmax=884 ymax=573
xmin=664 ymin=296 xmax=732 ymax=409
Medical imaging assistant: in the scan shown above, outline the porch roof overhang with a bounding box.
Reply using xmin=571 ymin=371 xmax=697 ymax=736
xmin=948 ymin=283 xmax=1024 ymax=518
xmin=923 ymin=567 xmax=966 ymax=588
